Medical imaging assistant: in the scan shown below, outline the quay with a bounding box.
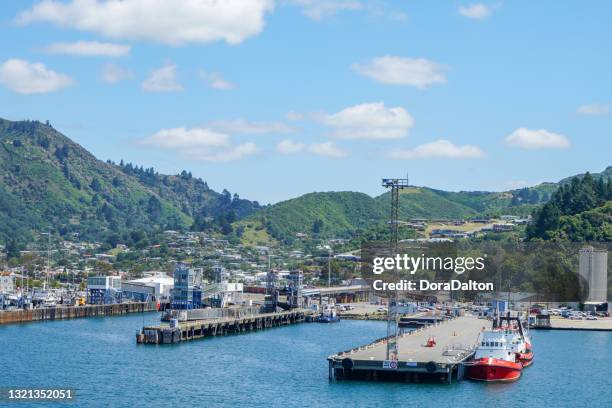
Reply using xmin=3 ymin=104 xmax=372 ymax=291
xmin=327 ymin=316 xmax=489 ymax=383
xmin=0 ymin=302 xmax=158 ymax=325
xmin=532 ymin=316 xmax=612 ymax=332
xmin=137 ymin=308 xmax=314 ymax=344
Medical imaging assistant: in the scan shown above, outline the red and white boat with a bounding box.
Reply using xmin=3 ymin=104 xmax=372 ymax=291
xmin=467 ymin=329 xmax=523 ymax=382
xmin=501 ymin=313 xmax=534 ymax=368
xmin=508 ymin=328 xmax=533 ymax=367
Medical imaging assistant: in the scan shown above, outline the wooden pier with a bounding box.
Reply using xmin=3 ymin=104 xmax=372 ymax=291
xmin=0 ymin=302 xmax=158 ymax=325
xmin=328 ymin=316 xmax=490 ymax=383
xmin=137 ymin=309 xmax=314 ymax=344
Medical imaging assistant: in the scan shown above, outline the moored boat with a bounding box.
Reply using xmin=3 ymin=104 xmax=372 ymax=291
xmin=316 ymin=306 xmax=340 ymax=323
xmin=501 ymin=313 xmax=534 ymax=368
xmin=467 ymin=329 xmax=522 ymax=382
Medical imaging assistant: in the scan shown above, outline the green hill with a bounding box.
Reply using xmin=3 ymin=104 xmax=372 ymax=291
xmin=527 ymin=172 xmax=612 ymax=241
xmin=239 ymin=172 xmax=609 ymax=245
xmin=238 ymin=185 xmax=552 ymax=245
xmin=237 ymin=191 xmax=384 ymax=245
xmin=0 ymin=118 xmax=261 ymax=245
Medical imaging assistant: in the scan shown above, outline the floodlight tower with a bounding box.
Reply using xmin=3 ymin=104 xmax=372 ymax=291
xmin=382 ymin=176 xmax=409 ymax=360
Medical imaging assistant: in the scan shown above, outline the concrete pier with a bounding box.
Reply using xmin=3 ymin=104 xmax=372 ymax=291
xmin=328 ymin=316 xmax=489 ymax=383
xmin=532 ymin=316 xmax=612 ymax=331
xmin=0 ymin=302 xmax=158 ymax=325
xmin=137 ymin=309 xmax=314 ymax=344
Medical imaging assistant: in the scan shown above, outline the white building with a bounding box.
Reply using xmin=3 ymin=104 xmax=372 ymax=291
xmin=0 ymin=272 xmax=15 ymax=293
xmin=122 ymin=272 xmax=174 ymax=301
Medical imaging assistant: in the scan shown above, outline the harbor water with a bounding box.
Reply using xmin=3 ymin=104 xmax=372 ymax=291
xmin=1 ymin=313 xmax=611 ymax=408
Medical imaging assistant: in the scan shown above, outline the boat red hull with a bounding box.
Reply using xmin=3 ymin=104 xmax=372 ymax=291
xmin=467 ymin=358 xmax=522 ymax=382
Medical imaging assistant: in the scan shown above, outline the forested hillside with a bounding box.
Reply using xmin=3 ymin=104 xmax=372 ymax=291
xmin=527 ymin=172 xmax=612 ymax=241
xmin=0 ymin=118 xmax=261 ymax=245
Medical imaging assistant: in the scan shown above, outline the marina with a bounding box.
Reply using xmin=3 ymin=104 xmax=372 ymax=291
xmin=328 ymin=315 xmax=489 ymax=383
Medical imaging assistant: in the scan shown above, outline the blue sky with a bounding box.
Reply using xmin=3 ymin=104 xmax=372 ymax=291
xmin=0 ymin=1 xmax=610 ymax=204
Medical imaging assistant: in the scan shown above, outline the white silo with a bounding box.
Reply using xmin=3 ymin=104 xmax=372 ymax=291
xmin=578 ymin=246 xmax=608 ymax=303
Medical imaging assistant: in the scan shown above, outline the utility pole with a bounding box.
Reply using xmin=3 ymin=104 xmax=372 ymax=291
xmin=328 ymin=247 xmax=332 ymax=288
xmin=40 ymin=230 xmax=51 ymax=290
xmin=47 ymin=229 xmax=51 ymax=289
xmin=382 ymin=177 xmax=409 ymax=361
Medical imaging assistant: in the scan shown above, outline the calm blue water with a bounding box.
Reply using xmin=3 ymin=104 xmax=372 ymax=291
xmin=1 ymin=313 xmax=611 ymax=408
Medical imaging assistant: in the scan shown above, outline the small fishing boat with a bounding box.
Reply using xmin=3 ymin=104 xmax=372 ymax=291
xmin=316 ymin=306 xmax=340 ymax=323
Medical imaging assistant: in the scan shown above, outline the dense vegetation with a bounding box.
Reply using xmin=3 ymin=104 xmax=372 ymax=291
xmin=0 ymin=118 xmax=261 ymax=246
xmin=239 ymin=184 xmax=558 ymax=245
xmin=527 ymin=172 xmax=612 ymax=241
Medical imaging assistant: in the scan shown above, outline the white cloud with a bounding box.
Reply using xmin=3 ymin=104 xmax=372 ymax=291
xmin=505 ymin=128 xmax=570 ymax=150
xmin=285 ymin=110 xmax=304 ymax=121
xmin=307 ymin=142 xmax=348 ymax=158
xmin=142 ymin=63 xmax=182 ymax=92
xmin=140 ymin=127 xmax=257 ymax=162
xmin=141 ymin=127 xmax=229 ymax=148
xmin=0 ymin=58 xmax=73 ymax=94
xmin=188 ymin=143 xmax=259 ymax=162
xmin=199 ymin=70 xmax=235 ymax=90
xmin=458 ymin=4 xmax=492 ymax=20
xmin=209 ymin=119 xmax=294 ymax=134
xmin=352 ymin=56 xmax=447 ymax=88
xmin=17 ymin=0 xmax=274 ymax=46
xmin=101 ymin=63 xmax=133 ymax=83
xmin=43 ymin=40 xmax=130 ymax=57
xmin=277 ymin=139 xmax=305 ymax=154
xmin=288 ymin=0 xmax=405 ymax=21
xmin=322 ymin=102 xmax=414 ymax=140
xmin=577 ymin=103 xmax=610 ymax=115
xmin=388 ymin=140 xmax=486 ymax=159
xmin=290 ymin=0 xmax=362 ymax=20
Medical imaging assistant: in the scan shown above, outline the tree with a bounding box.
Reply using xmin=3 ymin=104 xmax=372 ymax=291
xmin=90 ymin=177 xmax=102 ymax=192
xmin=37 ymin=136 xmax=50 ymax=149
xmin=221 ymin=223 xmax=233 ymax=235
xmin=147 ymin=196 xmax=162 ymax=221
xmin=312 ymin=219 xmax=323 ymax=234
xmin=5 ymin=239 xmax=21 ymax=260
xmin=54 ymin=144 xmax=69 ymax=161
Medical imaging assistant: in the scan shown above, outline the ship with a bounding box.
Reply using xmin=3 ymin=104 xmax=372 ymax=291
xmin=467 ymin=312 xmax=534 ymax=381
xmin=501 ymin=312 xmax=534 ymax=368
xmin=467 ymin=328 xmax=523 ymax=382
xmin=316 ymin=305 xmax=340 ymax=323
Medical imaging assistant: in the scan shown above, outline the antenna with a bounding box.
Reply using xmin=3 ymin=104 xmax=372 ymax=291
xmin=381 ymin=176 xmax=410 ymax=361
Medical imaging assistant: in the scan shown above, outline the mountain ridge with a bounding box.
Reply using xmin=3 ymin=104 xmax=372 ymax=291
xmin=0 ymin=118 xmax=261 ymax=244
xmin=1 ymin=117 xmax=609 ymax=247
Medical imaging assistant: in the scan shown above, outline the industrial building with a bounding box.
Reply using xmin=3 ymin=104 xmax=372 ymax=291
xmin=87 ymin=276 xmax=122 ymax=304
xmin=171 ymin=265 xmax=203 ymax=310
xmin=578 ymin=246 xmax=609 ymax=311
xmin=287 ymin=270 xmax=303 ymax=309
xmin=121 ymin=272 xmax=174 ymax=302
